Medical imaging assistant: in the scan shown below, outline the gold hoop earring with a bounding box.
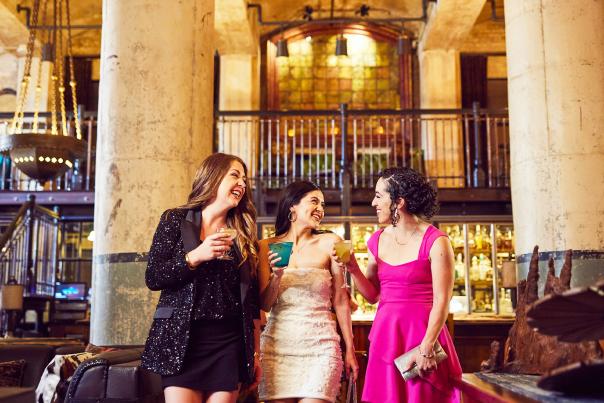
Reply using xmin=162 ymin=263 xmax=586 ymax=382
xmin=288 ymin=211 xmax=297 ymax=222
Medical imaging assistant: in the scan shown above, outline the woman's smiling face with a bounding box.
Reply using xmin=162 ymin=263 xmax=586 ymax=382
xmin=215 ymin=160 xmax=247 ymax=209
xmin=371 ymin=178 xmax=394 ymax=225
xmin=290 ymin=190 xmax=325 ymax=230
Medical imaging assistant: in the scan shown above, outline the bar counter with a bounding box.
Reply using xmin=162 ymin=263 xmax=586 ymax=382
xmin=352 ymin=313 xmax=515 ymax=373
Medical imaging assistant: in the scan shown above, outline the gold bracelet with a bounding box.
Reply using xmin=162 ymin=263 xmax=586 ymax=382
xmin=185 ymin=252 xmax=195 ymax=270
xmin=419 ymin=346 xmax=435 ymax=359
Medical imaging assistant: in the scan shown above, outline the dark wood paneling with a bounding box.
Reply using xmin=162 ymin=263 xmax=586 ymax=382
xmin=454 ymin=321 xmax=513 ymax=373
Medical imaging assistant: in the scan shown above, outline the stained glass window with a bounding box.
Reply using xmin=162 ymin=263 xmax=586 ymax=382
xmin=277 ymin=34 xmax=400 ymax=110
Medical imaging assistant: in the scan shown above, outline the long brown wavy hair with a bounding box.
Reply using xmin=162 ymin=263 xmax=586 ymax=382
xmin=178 ymin=153 xmax=258 ymax=275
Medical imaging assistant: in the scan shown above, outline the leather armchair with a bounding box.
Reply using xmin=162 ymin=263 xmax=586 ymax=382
xmin=0 ymin=344 xmax=84 ymax=388
xmin=0 ymin=343 xmax=85 ymax=403
xmin=64 ymin=348 xmax=163 ymax=403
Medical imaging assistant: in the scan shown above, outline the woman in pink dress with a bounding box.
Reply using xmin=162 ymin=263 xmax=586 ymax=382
xmin=337 ymin=167 xmax=462 ymax=402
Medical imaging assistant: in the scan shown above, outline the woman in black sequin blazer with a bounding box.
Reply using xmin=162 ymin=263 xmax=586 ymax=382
xmin=141 ymin=153 xmax=261 ymax=403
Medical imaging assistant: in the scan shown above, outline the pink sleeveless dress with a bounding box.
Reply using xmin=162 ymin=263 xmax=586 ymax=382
xmin=362 ymin=225 xmax=462 ymax=403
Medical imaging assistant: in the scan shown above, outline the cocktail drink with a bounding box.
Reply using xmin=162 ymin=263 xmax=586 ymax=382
xmin=217 ymin=228 xmax=237 ymax=260
xmin=334 ymin=240 xmax=352 ymax=264
xmin=334 ymin=240 xmax=352 ymax=288
xmin=268 ymin=242 xmax=293 ymax=268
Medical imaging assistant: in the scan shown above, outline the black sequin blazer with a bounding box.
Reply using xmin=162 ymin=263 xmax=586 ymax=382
xmin=140 ymin=208 xmax=260 ymax=380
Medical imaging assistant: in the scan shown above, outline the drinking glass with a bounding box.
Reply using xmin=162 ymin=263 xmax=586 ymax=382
xmin=217 ymin=227 xmax=237 ymax=260
xmin=268 ymin=242 xmax=293 ymax=268
xmin=334 ymin=240 xmax=352 ymax=288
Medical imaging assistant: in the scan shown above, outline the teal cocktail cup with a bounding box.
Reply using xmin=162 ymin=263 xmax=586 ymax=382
xmin=269 ymin=241 xmax=293 ymax=268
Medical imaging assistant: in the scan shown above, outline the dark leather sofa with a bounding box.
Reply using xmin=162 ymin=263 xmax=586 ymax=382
xmin=0 ymin=343 xmax=163 ymax=403
xmin=0 ymin=343 xmax=85 ymax=403
xmin=0 ymin=344 xmax=84 ymax=388
xmin=64 ymin=347 xmax=163 ymax=403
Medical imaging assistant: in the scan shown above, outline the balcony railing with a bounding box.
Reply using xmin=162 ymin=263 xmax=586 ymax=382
xmin=0 ymin=105 xmax=509 ymax=197
xmin=0 ymin=195 xmax=93 ymax=299
xmin=217 ymin=103 xmax=510 ymax=190
xmin=0 ymin=111 xmax=96 ymax=192
xmin=0 ymin=196 xmax=58 ymax=297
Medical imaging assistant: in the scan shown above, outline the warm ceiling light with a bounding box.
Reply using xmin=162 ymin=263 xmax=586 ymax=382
xmin=276 ymin=39 xmax=289 ymax=58
xmin=335 ymin=35 xmax=348 ymax=57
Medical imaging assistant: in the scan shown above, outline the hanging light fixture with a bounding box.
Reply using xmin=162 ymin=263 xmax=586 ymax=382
xmin=397 ymin=34 xmax=412 ymax=55
xmin=276 ymin=24 xmax=289 ymax=58
xmin=0 ymin=0 xmax=86 ymax=183
xmin=335 ymin=34 xmax=348 ymax=56
xmin=276 ymin=38 xmax=289 ymax=58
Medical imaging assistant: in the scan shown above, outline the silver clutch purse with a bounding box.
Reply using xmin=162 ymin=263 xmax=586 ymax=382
xmin=393 ymin=340 xmax=448 ymax=381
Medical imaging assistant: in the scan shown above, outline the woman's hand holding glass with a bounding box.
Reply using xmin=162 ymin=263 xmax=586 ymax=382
xmin=332 ymin=240 xmax=352 ymax=289
xmin=268 ymin=251 xmax=286 ymax=280
xmin=187 ymin=232 xmax=233 ymax=266
xmin=217 ymin=227 xmax=238 ymax=260
xmin=331 ymin=241 xmax=361 ymax=288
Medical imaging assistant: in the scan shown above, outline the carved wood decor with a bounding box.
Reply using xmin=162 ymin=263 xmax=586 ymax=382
xmin=481 ymin=246 xmax=603 ymax=375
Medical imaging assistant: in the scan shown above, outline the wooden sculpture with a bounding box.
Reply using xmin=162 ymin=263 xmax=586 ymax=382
xmin=481 ymin=246 xmax=603 ymax=374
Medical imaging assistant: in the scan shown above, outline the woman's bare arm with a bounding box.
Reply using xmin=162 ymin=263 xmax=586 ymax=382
xmin=258 ymin=239 xmax=284 ymax=311
xmin=347 ymin=250 xmax=380 ymax=304
xmin=421 ymin=236 xmax=455 ymax=352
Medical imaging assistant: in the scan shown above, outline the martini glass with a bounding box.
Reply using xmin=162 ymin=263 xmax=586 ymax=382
xmin=217 ymin=227 xmax=237 ymax=260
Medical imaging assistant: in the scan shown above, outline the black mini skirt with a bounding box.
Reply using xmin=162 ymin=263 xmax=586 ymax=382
xmin=162 ymin=318 xmax=245 ymax=392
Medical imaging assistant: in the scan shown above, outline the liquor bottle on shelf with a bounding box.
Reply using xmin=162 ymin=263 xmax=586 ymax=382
xmin=468 ymin=228 xmax=475 ymax=248
xmin=504 ymin=228 xmax=514 ymax=250
xmin=500 ymin=288 xmax=514 ymax=314
xmin=484 ymin=294 xmax=492 ymax=312
xmin=470 ymin=256 xmax=480 ymax=281
xmin=478 ymin=254 xmax=493 ymax=281
xmin=475 ymin=225 xmax=483 ymax=250
xmin=482 ymin=225 xmax=491 ymax=249
xmin=454 ymin=253 xmax=465 ymax=280
xmin=447 ymin=225 xmax=464 ymax=250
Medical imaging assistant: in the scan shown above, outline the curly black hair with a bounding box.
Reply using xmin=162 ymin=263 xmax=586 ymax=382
xmin=379 ymin=167 xmax=439 ymax=222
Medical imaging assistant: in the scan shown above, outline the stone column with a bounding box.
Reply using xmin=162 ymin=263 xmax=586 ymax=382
xmin=417 ymin=0 xmax=485 ymax=187
xmin=505 ymin=0 xmax=604 ymax=293
xmin=215 ymin=0 xmax=259 ymax=176
xmin=218 ymin=53 xmax=259 ymax=177
xmin=418 ymin=49 xmax=465 ymax=187
xmin=91 ymin=0 xmax=215 ymax=345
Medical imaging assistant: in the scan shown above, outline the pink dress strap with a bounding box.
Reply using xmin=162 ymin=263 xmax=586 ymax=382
xmin=366 ymin=228 xmax=384 ymax=258
xmin=418 ymin=225 xmax=448 ymax=260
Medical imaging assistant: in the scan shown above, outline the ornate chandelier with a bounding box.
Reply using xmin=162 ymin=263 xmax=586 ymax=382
xmin=0 ymin=0 xmax=86 ymax=183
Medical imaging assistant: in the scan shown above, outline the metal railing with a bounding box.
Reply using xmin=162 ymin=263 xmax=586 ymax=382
xmin=0 ymin=111 xmax=96 ymax=192
xmin=0 ymin=196 xmax=58 ymax=297
xmin=217 ymin=103 xmax=510 ymax=190
xmin=0 ymin=104 xmax=509 ymax=194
